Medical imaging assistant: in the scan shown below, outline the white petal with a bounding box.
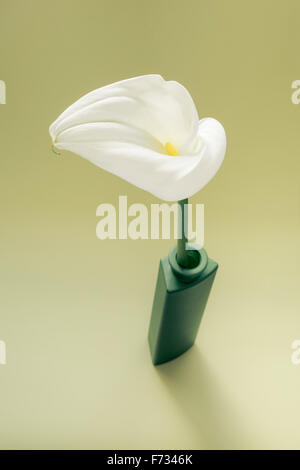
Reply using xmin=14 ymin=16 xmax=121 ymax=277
xmin=55 ymin=117 xmax=226 ymax=201
xmin=56 ymin=122 xmax=164 ymax=153
xmin=50 ymin=74 xmax=199 ymax=152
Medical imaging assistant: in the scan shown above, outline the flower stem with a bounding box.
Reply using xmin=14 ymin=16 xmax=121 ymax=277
xmin=177 ymin=198 xmax=189 ymax=268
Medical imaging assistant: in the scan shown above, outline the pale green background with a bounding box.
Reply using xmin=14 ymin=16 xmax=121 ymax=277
xmin=0 ymin=0 xmax=300 ymax=450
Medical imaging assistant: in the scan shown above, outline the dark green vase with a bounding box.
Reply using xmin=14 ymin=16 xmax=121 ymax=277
xmin=148 ymin=243 xmax=218 ymax=365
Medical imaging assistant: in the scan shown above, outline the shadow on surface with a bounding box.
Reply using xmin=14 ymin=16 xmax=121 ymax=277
xmin=155 ymin=346 xmax=253 ymax=449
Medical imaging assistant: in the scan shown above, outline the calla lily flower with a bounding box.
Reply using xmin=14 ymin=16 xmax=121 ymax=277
xmin=49 ymin=75 xmax=226 ymax=201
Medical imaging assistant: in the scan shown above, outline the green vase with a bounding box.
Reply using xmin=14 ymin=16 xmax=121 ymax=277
xmin=148 ymin=243 xmax=218 ymax=365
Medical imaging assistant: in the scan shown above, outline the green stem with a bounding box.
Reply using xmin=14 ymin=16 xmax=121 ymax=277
xmin=177 ymin=198 xmax=189 ymax=268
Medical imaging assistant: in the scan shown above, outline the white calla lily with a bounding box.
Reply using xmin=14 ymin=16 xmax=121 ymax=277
xmin=49 ymin=74 xmax=226 ymax=201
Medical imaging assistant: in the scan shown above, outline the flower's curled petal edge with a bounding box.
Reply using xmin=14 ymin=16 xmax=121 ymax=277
xmin=49 ymin=74 xmax=199 ymax=153
xmin=54 ymin=117 xmax=226 ymax=201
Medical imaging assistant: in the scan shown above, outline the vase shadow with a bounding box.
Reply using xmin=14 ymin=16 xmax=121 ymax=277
xmin=155 ymin=345 xmax=253 ymax=449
